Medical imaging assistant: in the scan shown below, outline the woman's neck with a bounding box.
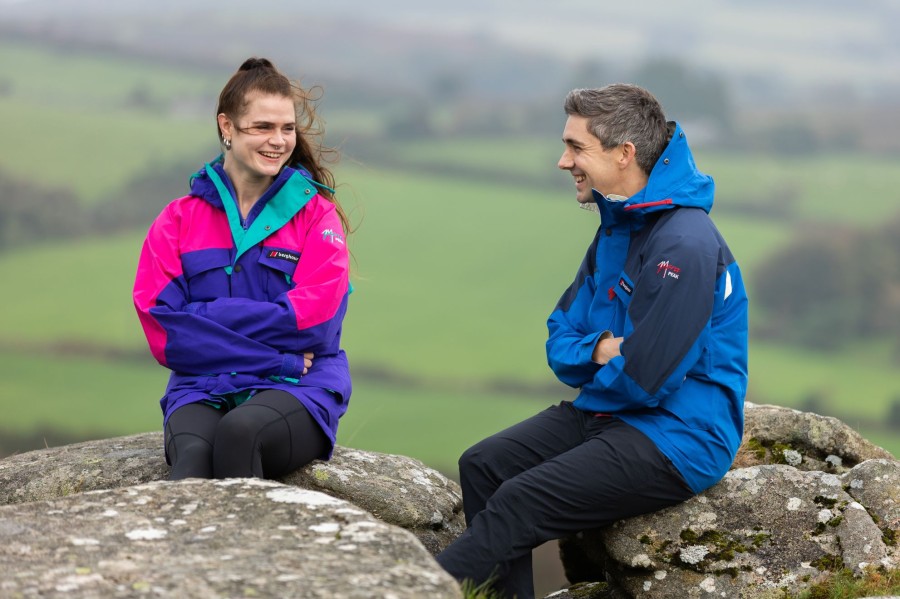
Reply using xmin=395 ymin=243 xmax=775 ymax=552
xmin=224 ymin=166 xmax=274 ymax=219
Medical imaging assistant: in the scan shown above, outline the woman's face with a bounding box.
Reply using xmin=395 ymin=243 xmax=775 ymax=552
xmin=218 ymin=91 xmax=297 ymax=182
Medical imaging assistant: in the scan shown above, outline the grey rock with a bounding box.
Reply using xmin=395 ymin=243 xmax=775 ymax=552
xmin=284 ymin=446 xmax=465 ymax=555
xmin=0 ymin=432 xmax=167 ymax=506
xmin=843 ymin=459 xmax=900 ymax=554
xmin=0 ymin=432 xmax=463 ymax=555
xmin=556 ymin=405 xmax=900 ymax=599
xmin=735 ymin=403 xmax=894 ymax=473
xmin=561 ymin=465 xmax=894 ymax=598
xmin=0 ymin=478 xmax=462 ymax=598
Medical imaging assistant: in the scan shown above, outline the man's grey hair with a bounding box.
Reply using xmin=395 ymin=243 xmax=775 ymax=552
xmin=564 ymin=84 xmax=669 ymax=176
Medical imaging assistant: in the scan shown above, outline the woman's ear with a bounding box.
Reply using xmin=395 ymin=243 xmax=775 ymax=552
xmin=217 ymin=113 xmax=232 ymax=142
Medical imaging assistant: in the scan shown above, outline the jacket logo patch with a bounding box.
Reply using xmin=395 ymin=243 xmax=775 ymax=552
xmin=322 ymin=228 xmax=345 ymax=245
xmin=656 ymin=260 xmax=681 ymax=280
xmin=267 ymin=249 xmax=300 ymax=264
xmin=618 ymin=277 xmax=633 ymax=295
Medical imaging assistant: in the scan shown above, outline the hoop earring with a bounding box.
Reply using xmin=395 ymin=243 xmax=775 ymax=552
xmin=223 ymin=138 xmax=232 ymax=151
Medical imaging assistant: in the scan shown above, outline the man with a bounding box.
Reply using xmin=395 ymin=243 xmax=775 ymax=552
xmin=436 ymin=84 xmax=748 ymax=599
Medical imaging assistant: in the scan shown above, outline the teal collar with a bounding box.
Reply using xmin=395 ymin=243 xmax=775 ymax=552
xmin=203 ymin=164 xmax=316 ymax=269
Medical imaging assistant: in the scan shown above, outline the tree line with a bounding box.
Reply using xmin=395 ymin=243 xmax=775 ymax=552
xmin=752 ymin=216 xmax=900 ymax=356
xmin=0 ymin=163 xmax=190 ymax=251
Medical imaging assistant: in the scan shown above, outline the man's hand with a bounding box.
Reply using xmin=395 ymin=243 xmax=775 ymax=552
xmin=592 ymin=335 xmax=623 ymax=365
xmin=302 ymin=352 xmax=315 ymax=375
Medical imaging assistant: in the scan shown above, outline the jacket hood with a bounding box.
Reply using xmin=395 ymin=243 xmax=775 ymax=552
xmin=188 ymin=156 xmax=326 ymax=208
xmin=593 ymin=121 xmax=714 ymax=224
xmin=188 ymin=157 xmax=299 ymax=211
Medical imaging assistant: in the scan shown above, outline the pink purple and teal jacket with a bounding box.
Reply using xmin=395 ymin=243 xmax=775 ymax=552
xmin=133 ymin=159 xmax=351 ymax=451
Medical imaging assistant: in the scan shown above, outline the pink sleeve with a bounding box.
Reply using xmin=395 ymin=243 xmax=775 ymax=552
xmin=133 ymin=203 xmax=184 ymax=365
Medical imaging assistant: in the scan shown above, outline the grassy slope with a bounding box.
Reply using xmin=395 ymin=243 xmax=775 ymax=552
xmin=0 ymin=96 xmax=214 ymax=202
xmin=0 ymin=233 xmax=145 ymax=345
xmin=389 ymin=136 xmax=900 ymax=227
xmin=0 ymin=350 xmax=165 ymax=437
xmin=0 ymin=347 xmax=547 ymax=472
xmin=0 ymin=40 xmax=219 ymax=202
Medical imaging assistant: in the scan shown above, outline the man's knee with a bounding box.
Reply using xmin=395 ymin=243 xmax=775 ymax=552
xmin=459 ymin=436 xmax=505 ymax=478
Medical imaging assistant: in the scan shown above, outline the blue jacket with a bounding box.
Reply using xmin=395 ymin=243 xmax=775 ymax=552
xmin=546 ymin=122 xmax=748 ymax=493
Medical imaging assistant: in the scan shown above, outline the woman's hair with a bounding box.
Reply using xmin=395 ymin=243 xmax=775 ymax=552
xmin=564 ymin=84 xmax=669 ymax=176
xmin=216 ymin=57 xmax=350 ymax=234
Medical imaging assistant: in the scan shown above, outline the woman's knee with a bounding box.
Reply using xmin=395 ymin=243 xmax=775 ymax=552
xmin=166 ymin=434 xmax=215 ymax=479
xmin=213 ymin=411 xmax=261 ymax=450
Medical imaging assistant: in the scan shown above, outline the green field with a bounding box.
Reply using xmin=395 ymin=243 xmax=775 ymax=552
xmin=0 ymin=350 xmax=164 ymax=437
xmin=0 ymin=348 xmax=549 ymax=472
xmin=386 ymin=137 xmax=900 ymax=228
xmin=1 ymin=194 xmax=898 ymax=465
xmin=2 ymin=40 xmax=898 ymax=466
xmin=0 ymin=97 xmax=214 ymax=202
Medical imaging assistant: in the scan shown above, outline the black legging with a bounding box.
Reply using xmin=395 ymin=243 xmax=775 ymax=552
xmin=164 ymin=390 xmax=329 ymax=480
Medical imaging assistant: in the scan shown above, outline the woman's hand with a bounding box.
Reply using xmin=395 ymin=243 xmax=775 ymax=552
xmin=302 ymin=352 xmax=315 ymax=374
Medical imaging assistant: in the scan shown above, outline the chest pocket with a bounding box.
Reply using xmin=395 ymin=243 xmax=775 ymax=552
xmin=257 ymin=247 xmax=300 ymax=298
xmin=609 ymin=271 xmax=635 ymax=336
xmin=182 ymin=249 xmax=232 ymax=302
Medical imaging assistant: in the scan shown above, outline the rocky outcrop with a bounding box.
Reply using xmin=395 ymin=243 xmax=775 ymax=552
xmin=0 ymin=433 xmax=167 ymax=505
xmin=4 ymin=404 xmax=897 ymax=598
xmin=284 ymin=447 xmax=463 ymax=555
xmin=559 ymin=404 xmax=899 ymax=598
xmin=735 ymin=402 xmax=895 ymax=472
xmin=0 ymin=432 xmax=464 ymax=555
xmin=0 ymin=477 xmax=462 ymax=598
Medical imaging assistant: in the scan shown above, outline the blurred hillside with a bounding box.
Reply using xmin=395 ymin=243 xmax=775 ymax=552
xmin=5 ymin=0 xmax=900 ymax=91
xmin=3 ymin=0 xmax=900 ymax=153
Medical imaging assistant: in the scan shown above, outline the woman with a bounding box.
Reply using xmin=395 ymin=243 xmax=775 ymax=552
xmin=133 ymin=57 xmax=352 ymax=480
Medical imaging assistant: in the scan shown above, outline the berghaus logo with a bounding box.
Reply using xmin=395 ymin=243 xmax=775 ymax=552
xmin=268 ymin=250 xmax=300 ymax=263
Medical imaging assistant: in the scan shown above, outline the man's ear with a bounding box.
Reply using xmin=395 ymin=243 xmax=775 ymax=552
xmin=619 ymin=141 xmax=638 ymax=170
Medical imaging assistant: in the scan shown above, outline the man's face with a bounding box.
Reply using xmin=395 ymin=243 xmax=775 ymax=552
xmin=558 ymin=115 xmax=625 ymax=203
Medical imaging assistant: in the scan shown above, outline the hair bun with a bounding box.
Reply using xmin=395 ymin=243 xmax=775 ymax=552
xmin=238 ymin=57 xmax=275 ymax=72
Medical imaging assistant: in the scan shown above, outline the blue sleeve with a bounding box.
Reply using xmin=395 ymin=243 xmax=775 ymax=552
xmin=546 ymin=232 xmax=604 ymax=387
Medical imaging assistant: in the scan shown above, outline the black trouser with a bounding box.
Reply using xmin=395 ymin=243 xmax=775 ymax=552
xmin=436 ymin=401 xmax=695 ymax=599
xmin=164 ymin=390 xmax=329 ymax=480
